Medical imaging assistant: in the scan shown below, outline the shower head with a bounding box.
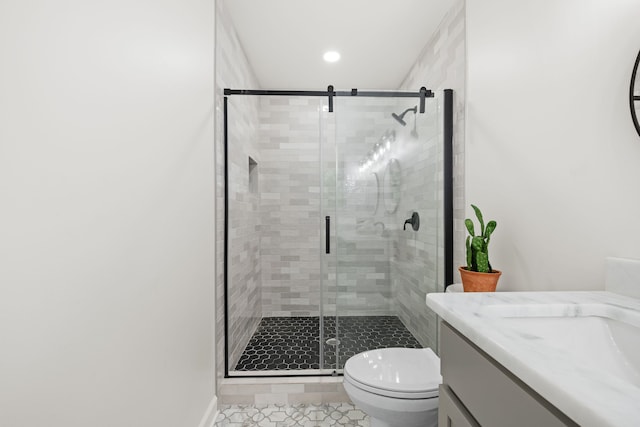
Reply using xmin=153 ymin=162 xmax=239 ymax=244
xmin=391 ymin=112 xmax=406 ymax=126
xmin=391 ymin=106 xmax=417 ymax=126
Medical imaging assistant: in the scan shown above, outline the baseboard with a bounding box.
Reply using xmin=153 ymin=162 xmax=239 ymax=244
xmin=197 ymin=395 xmax=218 ymax=427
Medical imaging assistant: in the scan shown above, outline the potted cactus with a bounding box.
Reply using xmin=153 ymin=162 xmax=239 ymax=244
xmin=459 ymin=204 xmax=502 ymax=292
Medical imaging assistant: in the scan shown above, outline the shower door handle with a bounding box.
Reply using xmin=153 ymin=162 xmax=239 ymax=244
xmin=325 ymin=216 xmax=330 ymax=254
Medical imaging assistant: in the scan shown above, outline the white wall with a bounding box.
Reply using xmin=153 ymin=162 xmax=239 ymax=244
xmin=466 ymin=0 xmax=640 ymax=290
xmin=0 ymin=1 xmax=216 ymax=426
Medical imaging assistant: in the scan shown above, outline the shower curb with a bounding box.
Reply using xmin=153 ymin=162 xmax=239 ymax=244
xmin=218 ymin=376 xmax=351 ymax=405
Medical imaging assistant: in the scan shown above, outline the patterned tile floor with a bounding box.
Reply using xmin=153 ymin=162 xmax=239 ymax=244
xmin=215 ymin=403 xmax=369 ymax=427
xmin=234 ymin=316 xmax=421 ymax=371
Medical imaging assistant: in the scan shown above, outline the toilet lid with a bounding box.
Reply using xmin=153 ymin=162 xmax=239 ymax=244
xmin=343 ymin=348 xmax=441 ymax=399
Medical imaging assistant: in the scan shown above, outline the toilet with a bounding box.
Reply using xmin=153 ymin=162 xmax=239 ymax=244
xmin=343 ymin=347 xmax=441 ymax=427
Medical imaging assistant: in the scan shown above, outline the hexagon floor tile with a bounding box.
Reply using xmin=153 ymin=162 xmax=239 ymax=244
xmin=233 ymin=316 xmax=421 ymax=371
xmin=215 ymin=403 xmax=369 ymax=426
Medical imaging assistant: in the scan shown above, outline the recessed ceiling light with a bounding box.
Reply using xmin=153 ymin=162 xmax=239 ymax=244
xmin=323 ymin=51 xmax=340 ymax=63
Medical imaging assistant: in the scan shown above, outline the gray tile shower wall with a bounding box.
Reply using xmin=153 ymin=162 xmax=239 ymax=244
xmin=258 ymin=96 xmax=322 ymax=317
xmin=387 ymin=104 xmax=442 ymax=349
xmin=340 ymin=96 xmax=443 ymax=349
xmin=227 ymin=92 xmax=262 ymax=368
xmin=258 ymin=97 xmax=395 ymax=318
xmin=215 ymin=0 xmax=263 ymax=379
xmin=329 ymin=98 xmax=404 ymax=317
xmin=396 ymin=0 xmax=466 ymax=348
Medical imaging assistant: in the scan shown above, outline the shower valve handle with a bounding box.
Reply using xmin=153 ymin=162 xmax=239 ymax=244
xmin=403 ymin=212 xmax=420 ymax=231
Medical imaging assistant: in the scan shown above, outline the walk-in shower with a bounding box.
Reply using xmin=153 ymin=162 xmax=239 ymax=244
xmin=223 ymin=87 xmax=453 ymax=377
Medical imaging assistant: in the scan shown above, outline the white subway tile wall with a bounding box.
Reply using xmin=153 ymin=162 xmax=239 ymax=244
xmin=258 ymin=97 xmax=323 ymax=318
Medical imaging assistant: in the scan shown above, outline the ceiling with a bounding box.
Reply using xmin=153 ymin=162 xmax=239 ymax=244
xmin=223 ymin=0 xmax=453 ymax=90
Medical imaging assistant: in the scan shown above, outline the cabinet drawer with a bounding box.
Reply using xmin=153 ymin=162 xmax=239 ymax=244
xmin=439 ymin=384 xmax=481 ymax=427
xmin=440 ymin=322 xmax=578 ymax=427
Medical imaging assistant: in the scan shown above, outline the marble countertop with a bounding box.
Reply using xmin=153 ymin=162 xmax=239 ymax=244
xmin=427 ymin=291 xmax=640 ymax=427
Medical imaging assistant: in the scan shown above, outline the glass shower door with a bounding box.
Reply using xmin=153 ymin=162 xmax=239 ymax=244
xmin=226 ymin=95 xmax=328 ymax=375
xmin=224 ymin=89 xmax=443 ymax=376
xmin=319 ymin=99 xmax=339 ymax=373
xmin=327 ymin=94 xmax=444 ymax=370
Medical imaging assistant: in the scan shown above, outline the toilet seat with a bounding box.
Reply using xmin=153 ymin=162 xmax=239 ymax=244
xmin=343 ymin=347 xmax=441 ymax=400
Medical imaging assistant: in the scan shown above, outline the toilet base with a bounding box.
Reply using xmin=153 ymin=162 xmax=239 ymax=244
xmin=343 ymin=379 xmax=438 ymax=427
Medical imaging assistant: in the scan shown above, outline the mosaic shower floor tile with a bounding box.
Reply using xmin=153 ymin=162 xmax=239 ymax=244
xmin=233 ymin=316 xmax=421 ymax=371
xmin=215 ymin=403 xmax=369 ymax=427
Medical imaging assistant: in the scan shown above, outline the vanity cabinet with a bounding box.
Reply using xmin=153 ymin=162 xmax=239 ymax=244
xmin=439 ymin=383 xmax=480 ymax=427
xmin=438 ymin=322 xmax=579 ymax=427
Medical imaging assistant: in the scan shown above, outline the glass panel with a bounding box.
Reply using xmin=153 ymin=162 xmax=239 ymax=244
xmin=226 ymin=95 xmax=326 ymax=374
xmin=331 ymin=95 xmax=443 ymax=370
xmin=225 ymin=94 xmax=263 ymax=374
xmin=224 ymin=91 xmax=444 ymax=376
xmin=320 ymin=99 xmax=338 ymax=372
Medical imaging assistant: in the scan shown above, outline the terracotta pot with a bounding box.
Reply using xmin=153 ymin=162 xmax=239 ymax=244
xmin=458 ymin=267 xmax=502 ymax=292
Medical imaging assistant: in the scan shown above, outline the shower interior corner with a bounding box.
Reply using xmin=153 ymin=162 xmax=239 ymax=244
xmin=224 ymin=89 xmax=445 ymax=376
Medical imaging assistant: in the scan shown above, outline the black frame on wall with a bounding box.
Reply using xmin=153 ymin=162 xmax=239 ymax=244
xmin=222 ymin=87 xmax=454 ymax=378
xmin=630 ymin=50 xmax=640 ymax=138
